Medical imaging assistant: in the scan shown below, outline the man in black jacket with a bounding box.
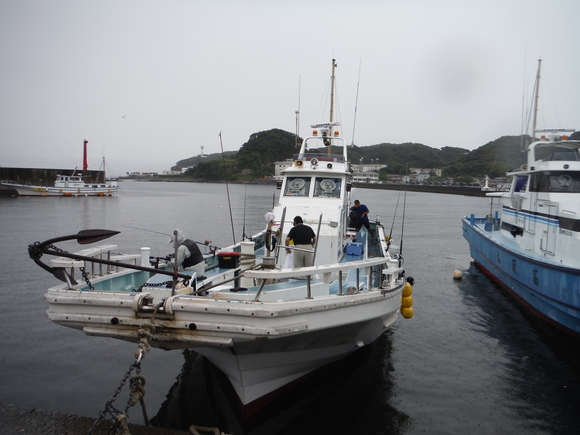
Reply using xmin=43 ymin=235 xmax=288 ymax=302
xmin=285 ymin=216 xmax=316 ymax=267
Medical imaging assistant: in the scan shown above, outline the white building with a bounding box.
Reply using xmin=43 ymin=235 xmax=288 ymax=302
xmin=352 ymin=171 xmax=379 ymax=183
xmin=273 ymin=159 xmax=294 ymax=180
xmin=410 ymin=167 xmax=441 ymax=177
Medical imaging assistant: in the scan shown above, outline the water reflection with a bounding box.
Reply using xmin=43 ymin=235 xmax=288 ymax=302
xmin=152 ymin=332 xmax=411 ymax=435
xmin=455 ymin=264 xmax=580 ymax=434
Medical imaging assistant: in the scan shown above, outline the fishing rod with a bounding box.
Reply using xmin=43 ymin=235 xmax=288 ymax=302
xmin=242 ymin=186 xmax=249 ymax=241
xmin=399 ymin=189 xmax=407 ymax=268
xmin=350 ymin=59 xmax=362 ymax=147
xmin=386 ymin=190 xmax=402 ymax=253
xmin=219 ymin=132 xmax=236 ymax=245
xmin=124 ymin=226 xmax=219 ymax=250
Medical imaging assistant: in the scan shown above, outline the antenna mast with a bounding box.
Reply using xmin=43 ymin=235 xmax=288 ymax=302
xmin=329 ymin=59 xmax=337 ymax=124
xmin=328 ymin=59 xmax=337 ymax=155
xmin=531 ymin=59 xmax=542 ymax=144
xmin=295 ymin=75 xmax=301 ymax=149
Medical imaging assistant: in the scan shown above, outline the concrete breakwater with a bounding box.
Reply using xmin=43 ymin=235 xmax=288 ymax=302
xmin=0 ymin=167 xmax=105 ymax=195
xmin=353 ymin=182 xmax=488 ymax=197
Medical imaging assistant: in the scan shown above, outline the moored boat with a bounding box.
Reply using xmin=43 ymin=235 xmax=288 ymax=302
xmin=28 ymin=61 xmax=414 ymax=416
xmin=463 ymin=60 xmax=580 ymax=337
xmin=2 ymin=173 xmax=119 ymax=196
xmin=1 ymin=140 xmax=119 ymax=197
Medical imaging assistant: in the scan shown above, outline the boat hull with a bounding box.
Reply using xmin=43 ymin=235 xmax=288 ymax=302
xmin=462 ymin=217 xmax=580 ymax=337
xmin=45 ymin=279 xmax=404 ymax=415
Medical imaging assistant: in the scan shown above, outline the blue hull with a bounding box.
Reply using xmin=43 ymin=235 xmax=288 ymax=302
xmin=462 ymin=217 xmax=580 ymax=337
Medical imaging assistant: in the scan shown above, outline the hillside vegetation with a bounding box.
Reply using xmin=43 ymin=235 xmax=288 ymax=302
xmin=172 ymin=129 xmax=529 ymax=181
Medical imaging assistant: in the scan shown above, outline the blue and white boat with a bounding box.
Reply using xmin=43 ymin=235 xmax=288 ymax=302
xmin=28 ymin=60 xmax=414 ymax=417
xmin=463 ymin=61 xmax=580 ymax=337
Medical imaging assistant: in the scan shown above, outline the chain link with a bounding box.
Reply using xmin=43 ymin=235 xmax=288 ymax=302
xmin=80 ymin=267 xmax=95 ymax=290
xmin=85 ymin=303 xmax=162 ymax=435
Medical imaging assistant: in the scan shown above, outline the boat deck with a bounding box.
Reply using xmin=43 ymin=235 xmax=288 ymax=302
xmin=463 ymin=215 xmax=567 ymax=268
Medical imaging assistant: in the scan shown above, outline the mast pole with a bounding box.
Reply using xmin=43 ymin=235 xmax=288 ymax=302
xmin=329 ymin=59 xmax=336 ymax=124
xmin=531 ymin=59 xmax=541 ymax=144
xmin=328 ymin=59 xmax=337 ymax=154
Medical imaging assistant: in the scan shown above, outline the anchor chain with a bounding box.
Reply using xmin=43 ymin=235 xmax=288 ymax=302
xmin=136 ymin=280 xmax=174 ymax=291
xmin=86 ymin=303 xmax=162 ymax=435
xmin=80 ymin=266 xmax=95 ymax=290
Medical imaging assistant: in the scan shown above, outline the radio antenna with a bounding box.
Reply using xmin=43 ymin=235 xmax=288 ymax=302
xmin=351 ymin=59 xmax=362 ymax=147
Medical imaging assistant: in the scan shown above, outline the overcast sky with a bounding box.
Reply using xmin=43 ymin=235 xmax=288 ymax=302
xmin=1 ymin=0 xmax=579 ymax=175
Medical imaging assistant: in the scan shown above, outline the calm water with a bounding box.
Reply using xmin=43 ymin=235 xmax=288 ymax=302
xmin=0 ymin=181 xmax=578 ymax=434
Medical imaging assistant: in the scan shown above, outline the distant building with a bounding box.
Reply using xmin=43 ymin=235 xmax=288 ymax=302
xmin=355 ymin=163 xmax=387 ymax=173
xmin=410 ymin=167 xmax=441 ymax=177
xmin=353 ymin=171 xmax=379 ymax=183
xmin=273 ymin=159 xmax=294 ymax=180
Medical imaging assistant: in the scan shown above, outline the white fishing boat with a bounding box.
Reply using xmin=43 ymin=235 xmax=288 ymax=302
xmin=28 ymin=61 xmax=414 ymax=416
xmin=1 ymin=140 xmax=119 ymax=197
xmin=463 ymin=60 xmax=580 ymax=337
xmin=2 ymin=173 xmax=119 ymax=197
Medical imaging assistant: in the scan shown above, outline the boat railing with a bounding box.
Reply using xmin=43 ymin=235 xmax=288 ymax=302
xmin=293 ymin=152 xmax=345 ymax=163
xmin=243 ymin=256 xmax=401 ymax=301
xmin=466 ymin=213 xmax=501 ymax=231
xmin=51 ymin=244 xmax=145 ymax=283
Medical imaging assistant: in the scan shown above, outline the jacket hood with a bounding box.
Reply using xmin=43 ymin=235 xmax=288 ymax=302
xmin=170 ymin=229 xmax=185 ymax=245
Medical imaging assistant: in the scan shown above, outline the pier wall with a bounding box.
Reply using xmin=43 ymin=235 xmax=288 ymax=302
xmin=353 ymin=182 xmax=488 ymax=197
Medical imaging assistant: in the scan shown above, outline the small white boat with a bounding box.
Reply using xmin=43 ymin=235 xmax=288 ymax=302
xmin=2 ymin=173 xmax=119 ymax=197
xmin=29 ymin=61 xmax=414 ymax=416
xmin=463 ymin=60 xmax=580 ymax=337
xmin=1 ymin=140 xmax=119 ymax=197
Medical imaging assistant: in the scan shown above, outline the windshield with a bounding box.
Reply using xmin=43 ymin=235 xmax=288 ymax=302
xmin=530 ymin=171 xmax=580 ymax=193
xmin=313 ymin=177 xmax=342 ymax=198
xmin=284 ymin=177 xmax=311 ymax=196
xmin=534 ymin=144 xmax=580 ymax=162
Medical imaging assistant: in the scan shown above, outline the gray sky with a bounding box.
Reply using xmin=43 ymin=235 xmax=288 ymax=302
xmin=1 ymin=0 xmax=579 ymax=175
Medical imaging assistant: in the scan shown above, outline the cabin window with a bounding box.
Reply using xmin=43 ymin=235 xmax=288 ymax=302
xmin=514 ymin=176 xmax=528 ymax=192
xmin=535 ymin=144 xmax=580 ymax=162
xmin=284 ymin=177 xmax=311 ymax=197
xmin=530 ymin=171 xmax=580 ymax=193
xmin=313 ymin=177 xmax=342 ymax=198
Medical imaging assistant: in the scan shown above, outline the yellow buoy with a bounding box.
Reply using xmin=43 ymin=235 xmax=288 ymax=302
xmin=401 ymin=306 xmax=414 ymax=319
xmin=402 ymin=282 xmax=413 ymax=297
xmin=453 ymin=270 xmax=463 ymax=280
xmin=401 ymin=295 xmax=413 ymax=308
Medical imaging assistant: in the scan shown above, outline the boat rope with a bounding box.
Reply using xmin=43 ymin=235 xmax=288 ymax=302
xmin=85 ymin=303 xmax=162 ymax=435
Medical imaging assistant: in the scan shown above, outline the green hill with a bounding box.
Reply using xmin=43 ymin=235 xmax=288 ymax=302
xmin=442 ymin=135 xmax=529 ymax=178
xmin=174 ymin=128 xmax=530 ymax=181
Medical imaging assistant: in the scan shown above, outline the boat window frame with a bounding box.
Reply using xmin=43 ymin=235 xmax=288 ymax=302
xmin=534 ymin=144 xmax=580 ymax=162
xmin=513 ymin=175 xmax=529 ymax=193
xmin=283 ymin=176 xmax=312 ymax=197
xmin=313 ymin=177 xmax=342 ymax=198
xmin=530 ymin=171 xmax=580 ymax=193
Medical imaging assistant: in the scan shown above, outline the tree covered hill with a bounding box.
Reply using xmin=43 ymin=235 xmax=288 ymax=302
xmin=172 ymin=128 xmax=529 ymax=181
xmin=442 ymin=135 xmax=529 ymax=178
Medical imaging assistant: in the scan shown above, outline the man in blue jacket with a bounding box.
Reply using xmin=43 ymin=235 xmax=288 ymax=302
xmin=350 ymin=200 xmax=374 ymax=237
